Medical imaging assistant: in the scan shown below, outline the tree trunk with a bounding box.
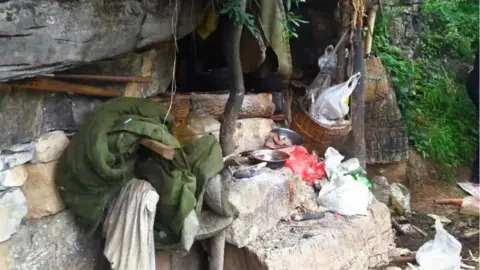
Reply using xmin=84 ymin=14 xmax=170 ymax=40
xmin=336 ymin=0 xmax=351 ymax=83
xmin=220 ymin=0 xmax=248 ymax=156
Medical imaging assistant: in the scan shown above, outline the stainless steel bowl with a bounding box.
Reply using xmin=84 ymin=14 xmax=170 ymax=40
xmin=249 ymin=149 xmax=290 ymax=169
xmin=270 ymin=127 xmax=304 ymax=146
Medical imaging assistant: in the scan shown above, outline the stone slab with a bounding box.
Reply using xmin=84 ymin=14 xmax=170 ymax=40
xmin=224 ymin=203 xmax=394 ymax=270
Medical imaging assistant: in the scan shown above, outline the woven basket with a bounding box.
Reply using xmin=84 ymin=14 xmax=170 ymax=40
xmin=291 ymin=103 xmax=351 ymax=155
xmin=364 ymin=57 xmax=389 ymax=103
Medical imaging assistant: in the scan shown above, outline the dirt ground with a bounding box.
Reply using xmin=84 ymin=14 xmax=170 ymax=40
xmin=388 ymin=148 xmax=479 ymax=268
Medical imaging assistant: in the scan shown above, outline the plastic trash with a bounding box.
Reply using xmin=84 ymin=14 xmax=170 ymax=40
xmin=338 ymin=158 xmax=366 ymax=176
xmin=460 ymin=196 xmax=480 ymax=216
xmin=415 ymin=220 xmax=462 ymax=270
xmin=284 ymin=146 xmax=326 ymax=184
xmin=371 ymin=175 xmax=390 ymax=205
xmin=318 ymin=147 xmax=370 ymax=216
xmin=390 ymin=182 xmax=412 ymax=216
xmin=313 ymin=72 xmax=361 ymax=122
xmin=353 ymin=174 xmax=372 ymax=189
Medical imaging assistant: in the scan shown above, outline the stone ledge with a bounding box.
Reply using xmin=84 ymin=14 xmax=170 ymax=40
xmin=224 ymin=203 xmax=394 ymax=270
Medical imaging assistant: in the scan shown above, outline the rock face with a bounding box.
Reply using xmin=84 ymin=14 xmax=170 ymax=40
xmin=224 ymin=203 xmax=394 ymax=270
xmin=382 ymin=0 xmax=423 ymax=59
xmin=0 ymin=211 xmax=101 ymax=270
xmin=0 ymin=166 xmax=28 ymax=191
xmin=22 ymin=162 xmax=65 ymax=219
xmin=0 ymin=0 xmax=205 ymax=81
xmin=0 ymin=188 xmax=27 ymax=243
xmin=33 ymin=131 xmax=69 ymax=163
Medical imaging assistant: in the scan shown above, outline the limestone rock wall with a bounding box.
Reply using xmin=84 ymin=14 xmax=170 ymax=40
xmin=0 ymin=0 xmax=205 ymax=81
xmin=382 ymin=0 xmax=423 ymax=59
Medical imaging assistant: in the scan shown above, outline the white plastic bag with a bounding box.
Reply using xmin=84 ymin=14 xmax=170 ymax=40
xmin=390 ymin=182 xmax=412 ymax=216
xmin=314 ymin=72 xmax=361 ymax=121
xmin=318 ymin=147 xmax=370 ymax=216
xmin=415 ymin=220 xmax=462 ymax=270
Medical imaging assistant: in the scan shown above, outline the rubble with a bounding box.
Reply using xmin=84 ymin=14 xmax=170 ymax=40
xmin=22 ymin=162 xmax=65 ymax=219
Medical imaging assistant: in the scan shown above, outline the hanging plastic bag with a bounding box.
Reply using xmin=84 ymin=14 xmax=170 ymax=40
xmin=317 ymin=46 xmax=349 ymax=77
xmin=415 ymin=220 xmax=462 ymax=270
xmin=284 ymin=146 xmax=326 ymax=184
xmin=390 ymin=183 xmax=412 ymax=216
xmin=313 ymin=72 xmax=361 ymax=122
xmin=318 ymin=147 xmax=369 ymax=216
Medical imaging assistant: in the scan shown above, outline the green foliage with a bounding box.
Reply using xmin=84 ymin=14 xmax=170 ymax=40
xmin=374 ymin=0 xmax=479 ymax=176
xmin=218 ymin=0 xmax=308 ymax=40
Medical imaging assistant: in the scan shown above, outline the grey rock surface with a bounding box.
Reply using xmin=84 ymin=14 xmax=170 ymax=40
xmin=0 ymin=188 xmax=27 ymax=243
xmin=0 ymin=211 xmax=101 ymax=270
xmin=0 ymin=0 xmax=205 ymax=81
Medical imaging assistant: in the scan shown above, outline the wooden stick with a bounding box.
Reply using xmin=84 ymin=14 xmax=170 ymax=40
xmin=139 ymin=138 xmax=175 ymax=160
xmin=434 ymin=198 xmax=464 ymax=206
xmin=41 ymin=74 xmax=152 ymax=83
xmin=365 ymin=5 xmax=379 ymax=56
xmin=5 ymin=78 xmax=121 ymax=97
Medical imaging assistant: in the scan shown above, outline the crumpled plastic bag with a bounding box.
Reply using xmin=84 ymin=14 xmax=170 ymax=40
xmin=390 ymin=182 xmax=412 ymax=216
xmin=317 ymin=147 xmax=370 ymax=216
xmin=314 ymin=72 xmax=361 ymax=122
xmin=284 ymin=146 xmax=326 ymax=184
xmin=415 ymin=220 xmax=462 ymax=270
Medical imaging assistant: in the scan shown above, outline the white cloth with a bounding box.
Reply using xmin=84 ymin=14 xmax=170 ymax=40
xmin=103 ymin=179 xmax=160 ymax=270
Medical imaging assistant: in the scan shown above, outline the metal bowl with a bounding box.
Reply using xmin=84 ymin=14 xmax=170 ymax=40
xmin=249 ymin=149 xmax=290 ymax=169
xmin=270 ymin=127 xmax=304 ymax=146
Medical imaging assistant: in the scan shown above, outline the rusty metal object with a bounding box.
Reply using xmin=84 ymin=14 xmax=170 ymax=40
xmin=42 ymin=74 xmax=152 ymax=83
xmin=4 ymin=78 xmax=121 ymax=97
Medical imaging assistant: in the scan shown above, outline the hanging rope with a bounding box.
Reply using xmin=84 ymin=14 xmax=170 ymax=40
xmin=351 ymin=0 xmax=365 ymax=29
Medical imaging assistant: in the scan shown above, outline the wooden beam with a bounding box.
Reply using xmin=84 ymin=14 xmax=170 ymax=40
xmin=5 ymin=78 xmax=121 ymax=97
xmin=139 ymin=138 xmax=175 ymax=160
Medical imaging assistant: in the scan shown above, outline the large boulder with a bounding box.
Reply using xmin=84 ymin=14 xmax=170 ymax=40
xmin=0 ymin=0 xmax=205 ymax=81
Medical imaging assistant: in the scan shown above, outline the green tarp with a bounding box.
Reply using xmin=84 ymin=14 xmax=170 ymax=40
xmin=55 ymin=97 xmax=235 ymax=250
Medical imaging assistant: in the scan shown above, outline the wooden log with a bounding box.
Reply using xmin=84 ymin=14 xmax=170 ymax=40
xmin=150 ymin=93 xmax=274 ymax=123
